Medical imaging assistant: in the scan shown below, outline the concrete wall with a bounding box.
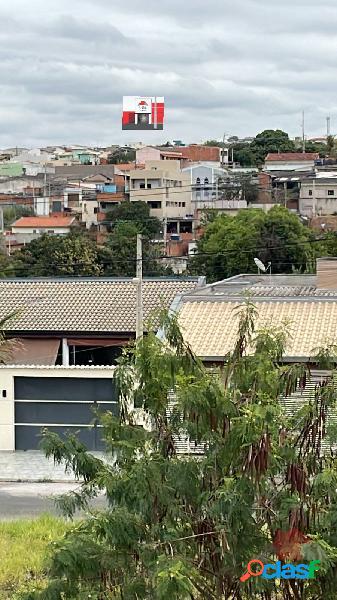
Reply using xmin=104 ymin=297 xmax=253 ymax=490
xmin=11 ymin=227 xmax=71 ymax=245
xmin=265 ymin=160 xmax=315 ymax=172
xmin=0 ymin=177 xmax=44 ymax=194
xmin=299 ymin=182 xmax=337 ymax=216
xmin=136 ymin=146 xmax=161 ymax=164
xmin=128 ymin=161 xmax=192 ymax=220
xmin=0 ymin=365 xmax=115 ymax=451
xmin=80 ymin=198 xmax=99 ymax=228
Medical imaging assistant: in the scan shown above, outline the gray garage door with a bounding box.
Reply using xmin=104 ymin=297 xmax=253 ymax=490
xmin=14 ymin=377 xmax=118 ymax=451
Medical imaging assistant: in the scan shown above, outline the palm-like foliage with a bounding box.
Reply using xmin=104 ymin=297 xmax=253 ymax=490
xmin=28 ymin=300 xmax=337 ymax=600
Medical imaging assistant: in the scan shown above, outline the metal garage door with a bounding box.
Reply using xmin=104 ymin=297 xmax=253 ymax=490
xmin=14 ymin=377 xmax=118 ymax=451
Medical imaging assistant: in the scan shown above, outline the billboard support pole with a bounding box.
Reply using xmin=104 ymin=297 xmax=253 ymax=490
xmin=154 ymin=96 xmax=157 ymax=130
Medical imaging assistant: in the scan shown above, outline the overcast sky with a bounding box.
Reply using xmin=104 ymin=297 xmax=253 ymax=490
xmin=0 ymin=0 xmax=336 ymax=147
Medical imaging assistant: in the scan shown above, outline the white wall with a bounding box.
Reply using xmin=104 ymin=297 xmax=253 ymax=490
xmin=265 ymin=161 xmax=315 ymax=172
xmin=299 ymin=183 xmax=337 ymax=216
xmin=0 ymin=366 xmax=115 ymax=451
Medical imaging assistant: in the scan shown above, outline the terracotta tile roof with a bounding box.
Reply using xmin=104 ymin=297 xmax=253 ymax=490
xmin=160 ymin=151 xmax=184 ymax=158
xmin=178 ymin=299 xmax=337 ymax=359
xmin=12 ymin=216 xmax=75 ymax=228
xmin=0 ymin=278 xmax=201 ymax=334
xmin=265 ymin=153 xmax=319 ymax=162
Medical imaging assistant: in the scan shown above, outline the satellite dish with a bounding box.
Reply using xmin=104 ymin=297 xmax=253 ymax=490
xmin=254 ymin=258 xmax=266 ymax=272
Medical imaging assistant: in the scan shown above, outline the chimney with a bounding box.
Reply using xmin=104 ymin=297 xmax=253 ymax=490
xmin=316 ymin=257 xmax=337 ymax=289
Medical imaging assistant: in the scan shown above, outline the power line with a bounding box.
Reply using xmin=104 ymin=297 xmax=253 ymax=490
xmin=0 ymin=234 xmax=330 ymax=277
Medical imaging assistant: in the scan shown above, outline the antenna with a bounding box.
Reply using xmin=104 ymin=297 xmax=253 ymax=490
xmin=327 ymin=116 xmax=331 ymax=137
xmin=254 ymin=258 xmax=266 ymax=272
xmin=302 ymin=110 xmax=306 ymax=153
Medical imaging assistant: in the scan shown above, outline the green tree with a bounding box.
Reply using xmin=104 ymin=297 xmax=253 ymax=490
xmin=108 ymin=149 xmax=136 ymax=164
xmin=230 ymin=143 xmax=256 ymax=167
xmin=217 ymin=173 xmax=258 ymax=204
xmin=0 ymin=237 xmax=14 ymax=278
xmin=105 ymin=201 xmax=162 ymax=238
xmin=203 ymin=140 xmax=224 ymax=147
xmin=3 ymin=205 xmax=33 ymax=228
xmin=13 ymin=231 xmax=102 ymax=277
xmin=31 ymin=303 xmax=337 ymax=599
xmin=299 ymin=141 xmax=327 ymax=157
xmin=250 ymin=130 xmax=296 ymax=165
xmin=229 ymin=130 xmax=296 ymax=167
xmin=100 ymin=222 xmax=171 ymax=277
xmin=189 ymin=206 xmax=316 ymax=281
xmin=326 ymin=136 xmax=337 ymax=157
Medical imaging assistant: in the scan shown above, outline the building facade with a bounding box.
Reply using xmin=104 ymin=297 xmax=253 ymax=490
xmin=126 ymin=160 xmax=194 ymax=235
xmin=299 ymin=177 xmax=337 ymax=216
xmin=264 ymin=153 xmax=319 ymax=172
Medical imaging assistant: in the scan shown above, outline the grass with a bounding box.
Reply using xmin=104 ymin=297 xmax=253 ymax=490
xmin=0 ymin=514 xmax=69 ymax=599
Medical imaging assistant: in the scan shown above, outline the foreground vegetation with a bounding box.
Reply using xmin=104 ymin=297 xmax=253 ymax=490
xmin=0 ymin=515 xmax=68 ymax=599
xmin=17 ymin=304 xmax=337 ymax=599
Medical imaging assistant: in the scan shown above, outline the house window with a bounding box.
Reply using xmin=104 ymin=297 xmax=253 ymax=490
xmin=33 ymin=229 xmax=37 ymax=233
xmin=204 ymin=177 xmax=209 ymax=185
xmin=94 ymin=207 xmax=99 ymax=214
xmin=140 ymin=183 xmax=146 ymax=189
xmin=147 ymin=183 xmax=152 ymax=189
xmin=308 ymin=190 xmax=313 ymax=196
xmin=328 ymin=190 xmax=335 ymax=196
xmin=148 ymin=201 xmax=162 ymax=209
xmin=196 ymin=177 xmax=201 ymax=185
xmin=47 ymin=230 xmax=54 ymax=233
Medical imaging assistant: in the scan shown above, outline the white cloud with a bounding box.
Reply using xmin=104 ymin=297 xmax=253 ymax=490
xmin=0 ymin=0 xmax=335 ymax=146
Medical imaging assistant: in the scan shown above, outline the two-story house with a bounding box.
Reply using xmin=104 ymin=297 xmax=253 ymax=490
xmin=125 ymin=160 xmax=194 ymax=237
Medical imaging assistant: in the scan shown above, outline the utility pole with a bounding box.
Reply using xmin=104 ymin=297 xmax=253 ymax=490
xmin=284 ymin=181 xmax=287 ymax=208
xmin=302 ymin=110 xmax=306 ymax=153
xmin=221 ymin=132 xmax=226 ymax=167
xmin=135 ymin=234 xmax=143 ymax=340
xmin=312 ymin=172 xmax=317 ymax=217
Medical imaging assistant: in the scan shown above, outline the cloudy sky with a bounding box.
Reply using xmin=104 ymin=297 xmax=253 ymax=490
xmin=0 ymin=0 xmax=336 ymax=147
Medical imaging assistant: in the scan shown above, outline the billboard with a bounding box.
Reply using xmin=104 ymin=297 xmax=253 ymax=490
xmin=122 ymin=96 xmax=165 ymax=130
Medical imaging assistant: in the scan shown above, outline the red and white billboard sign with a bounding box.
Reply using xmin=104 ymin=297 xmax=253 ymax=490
xmin=122 ymin=96 xmax=165 ymax=130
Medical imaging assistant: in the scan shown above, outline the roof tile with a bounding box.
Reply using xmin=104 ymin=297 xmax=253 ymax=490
xmin=0 ymin=279 xmax=199 ymax=333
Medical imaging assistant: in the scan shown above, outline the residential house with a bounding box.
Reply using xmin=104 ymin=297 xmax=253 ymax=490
xmin=136 ymin=146 xmax=185 ymax=167
xmin=176 ymin=261 xmax=337 ymax=365
xmin=0 ymin=164 xmax=24 ymax=178
xmin=176 ymin=144 xmax=221 ymax=165
xmin=299 ymin=174 xmax=337 ymax=216
xmin=264 ymin=153 xmax=319 ymax=172
xmin=126 ymin=160 xmax=194 ymax=237
xmin=0 ymin=175 xmax=45 ymax=195
xmin=11 ymin=215 xmax=77 ymax=245
xmin=257 ymin=171 xmax=307 ymax=211
xmin=1 ymin=277 xmax=204 ymax=368
xmin=0 ymin=364 xmax=117 ymax=451
xmin=182 ymin=163 xmax=247 ymax=212
xmin=0 ymin=277 xmax=204 ymax=451
xmin=136 ymin=145 xmax=222 ymax=168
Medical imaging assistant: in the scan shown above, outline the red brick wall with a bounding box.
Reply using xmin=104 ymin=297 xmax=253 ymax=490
xmin=176 ymin=145 xmax=221 ymax=162
xmin=258 ymin=172 xmax=272 ymax=204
